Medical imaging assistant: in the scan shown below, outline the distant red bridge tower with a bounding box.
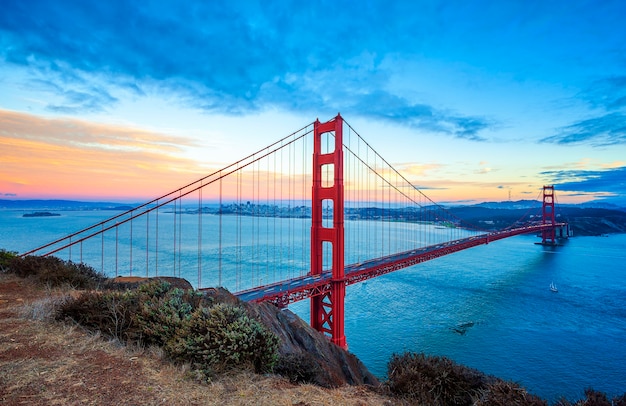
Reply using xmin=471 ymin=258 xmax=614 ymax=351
xmin=542 ymin=185 xmax=556 ymax=245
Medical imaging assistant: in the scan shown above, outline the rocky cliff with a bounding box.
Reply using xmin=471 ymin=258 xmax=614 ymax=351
xmin=202 ymin=287 xmax=379 ymax=388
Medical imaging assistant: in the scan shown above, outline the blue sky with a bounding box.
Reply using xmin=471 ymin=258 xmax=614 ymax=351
xmin=1 ymin=0 xmax=625 ymax=204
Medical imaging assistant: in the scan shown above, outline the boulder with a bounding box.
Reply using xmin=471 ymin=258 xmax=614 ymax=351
xmin=103 ymin=276 xmax=193 ymax=291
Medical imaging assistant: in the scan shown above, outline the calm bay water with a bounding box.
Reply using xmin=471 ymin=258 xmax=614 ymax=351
xmin=1 ymin=209 xmax=625 ymax=402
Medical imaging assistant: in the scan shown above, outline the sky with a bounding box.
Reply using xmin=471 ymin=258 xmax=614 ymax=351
xmin=1 ymin=0 xmax=626 ymax=205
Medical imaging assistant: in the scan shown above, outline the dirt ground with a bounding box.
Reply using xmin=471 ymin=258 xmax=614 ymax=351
xmin=0 ymin=274 xmax=394 ymax=405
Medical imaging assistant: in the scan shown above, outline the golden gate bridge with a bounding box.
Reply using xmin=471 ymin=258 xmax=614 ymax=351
xmin=21 ymin=114 xmax=570 ymax=349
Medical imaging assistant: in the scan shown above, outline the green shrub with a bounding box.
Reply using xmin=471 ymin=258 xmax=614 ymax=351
xmin=132 ymin=281 xmax=208 ymax=346
xmin=166 ymin=303 xmax=279 ymax=377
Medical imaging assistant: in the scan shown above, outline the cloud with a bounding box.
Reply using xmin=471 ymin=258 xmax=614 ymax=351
xmin=580 ymin=76 xmax=626 ymax=111
xmin=541 ymin=166 xmax=626 ymax=198
xmin=0 ymin=109 xmax=208 ymax=199
xmin=0 ymin=109 xmax=199 ymax=153
xmin=544 ymin=74 xmax=626 ymax=147
xmin=0 ymin=1 xmax=496 ymax=140
xmin=341 ymin=91 xmax=492 ymax=141
xmin=540 ymin=113 xmax=626 ymax=146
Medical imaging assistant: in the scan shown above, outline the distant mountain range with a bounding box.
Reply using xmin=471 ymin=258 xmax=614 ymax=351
xmin=2 ymin=198 xmax=625 ymax=236
xmin=0 ymin=199 xmax=136 ymax=211
xmin=2 ymin=198 xmax=624 ymax=211
xmin=448 ymin=201 xmax=626 ymax=235
xmin=470 ymin=199 xmax=626 ymax=211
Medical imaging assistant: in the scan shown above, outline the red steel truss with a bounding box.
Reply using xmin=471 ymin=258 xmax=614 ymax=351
xmin=236 ymin=222 xmax=567 ymax=309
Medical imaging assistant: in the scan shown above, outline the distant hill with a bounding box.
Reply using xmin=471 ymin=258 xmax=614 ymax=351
xmin=3 ymin=198 xmax=625 ymax=236
xmin=472 ymin=200 xmax=542 ymax=210
xmin=471 ymin=199 xmax=626 ymax=212
xmin=449 ymin=204 xmax=626 ymax=236
xmin=0 ymin=199 xmax=134 ymax=211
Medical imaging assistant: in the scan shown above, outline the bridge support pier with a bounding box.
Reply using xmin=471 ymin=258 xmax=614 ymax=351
xmin=310 ymin=114 xmax=347 ymax=349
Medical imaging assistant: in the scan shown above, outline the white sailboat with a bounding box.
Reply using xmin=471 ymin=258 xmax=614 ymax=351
xmin=550 ymin=282 xmax=558 ymax=292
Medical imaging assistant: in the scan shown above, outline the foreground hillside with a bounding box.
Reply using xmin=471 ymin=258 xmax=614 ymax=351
xmin=0 ymin=274 xmax=391 ymax=406
xmin=2 ymin=252 xmax=624 ymax=406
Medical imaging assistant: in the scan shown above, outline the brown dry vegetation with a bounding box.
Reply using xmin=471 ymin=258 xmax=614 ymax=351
xmin=0 ymin=274 xmax=394 ymax=406
xmin=3 ymin=251 xmax=624 ymax=406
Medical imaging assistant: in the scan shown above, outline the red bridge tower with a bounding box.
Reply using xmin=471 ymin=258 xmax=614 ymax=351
xmin=310 ymin=114 xmax=346 ymax=348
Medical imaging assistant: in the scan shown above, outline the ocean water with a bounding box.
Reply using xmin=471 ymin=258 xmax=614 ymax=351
xmin=1 ymin=209 xmax=625 ymax=402
xmin=313 ymin=233 xmax=626 ymax=402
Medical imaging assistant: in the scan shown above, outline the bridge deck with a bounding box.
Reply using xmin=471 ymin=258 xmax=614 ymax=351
xmin=228 ymin=223 xmax=566 ymax=306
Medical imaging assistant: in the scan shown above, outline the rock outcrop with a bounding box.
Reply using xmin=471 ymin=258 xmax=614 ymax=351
xmin=203 ymin=287 xmax=379 ymax=388
xmin=104 ymin=276 xmax=194 ymax=290
xmin=102 ymin=278 xmax=379 ymax=388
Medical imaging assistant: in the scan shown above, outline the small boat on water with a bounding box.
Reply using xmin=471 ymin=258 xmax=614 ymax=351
xmin=550 ymin=282 xmax=558 ymax=293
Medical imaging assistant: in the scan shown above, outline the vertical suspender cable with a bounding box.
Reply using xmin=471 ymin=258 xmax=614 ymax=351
xmin=115 ymin=226 xmax=118 ymax=277
xmin=219 ymin=173 xmax=222 ymax=287
xmin=198 ymin=183 xmax=202 ymax=288
xmin=237 ymin=167 xmax=241 ymax=290
xmin=251 ymin=155 xmax=255 ymax=285
xmin=266 ymin=154 xmax=270 ymax=283
xmin=280 ymin=142 xmax=284 ymax=280
xmin=173 ymin=197 xmax=177 ymax=277
xmin=156 ymin=201 xmax=159 ymax=276
xmin=302 ymin=133 xmax=306 ymax=276
xmin=146 ymin=210 xmax=149 ymax=277
xmin=178 ymin=192 xmax=182 ymax=278
xmin=130 ymin=211 xmax=133 ymax=276
xmin=273 ymin=149 xmax=277 ymax=282
xmin=256 ymin=157 xmax=260 ymax=284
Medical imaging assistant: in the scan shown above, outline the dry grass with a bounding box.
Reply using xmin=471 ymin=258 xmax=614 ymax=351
xmin=0 ymin=274 xmax=395 ymax=405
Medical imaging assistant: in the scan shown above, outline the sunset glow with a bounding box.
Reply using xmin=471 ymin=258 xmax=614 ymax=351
xmin=1 ymin=1 xmax=625 ymax=206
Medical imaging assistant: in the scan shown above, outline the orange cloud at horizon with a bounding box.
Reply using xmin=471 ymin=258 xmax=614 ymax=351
xmin=0 ymin=109 xmax=213 ymax=201
xmin=0 ymin=109 xmax=587 ymax=205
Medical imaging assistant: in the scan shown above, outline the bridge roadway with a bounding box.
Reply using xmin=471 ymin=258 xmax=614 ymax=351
xmin=229 ymin=223 xmax=566 ymax=307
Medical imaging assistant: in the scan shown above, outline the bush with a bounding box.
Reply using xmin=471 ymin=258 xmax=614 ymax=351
xmin=57 ymin=280 xmax=197 ymax=344
xmin=132 ymin=281 xmax=208 ymax=347
xmin=166 ymin=303 xmax=279 ymax=377
xmin=274 ymin=352 xmax=323 ymax=385
xmin=556 ymin=388 xmax=626 ymax=406
xmin=0 ymin=249 xmax=18 ymax=271
xmin=474 ymin=380 xmax=547 ymax=406
xmin=5 ymin=254 xmax=106 ymax=289
xmin=56 ymin=280 xmax=279 ymax=379
xmin=387 ymin=352 xmax=488 ymax=405
xmin=56 ymin=289 xmax=138 ymax=341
